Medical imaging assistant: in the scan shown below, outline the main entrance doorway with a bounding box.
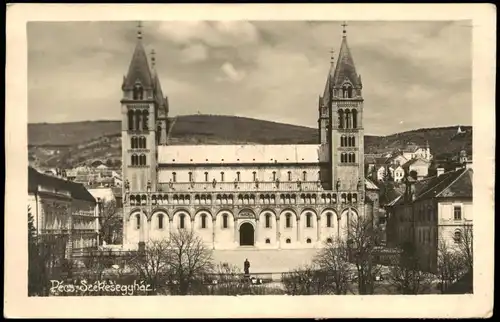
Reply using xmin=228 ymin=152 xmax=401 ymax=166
xmin=239 ymin=222 xmax=255 ymax=246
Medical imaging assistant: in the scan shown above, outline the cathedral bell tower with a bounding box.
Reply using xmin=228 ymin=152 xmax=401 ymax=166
xmin=319 ymin=22 xmax=365 ymax=199
xmin=121 ymin=23 xmax=158 ymax=193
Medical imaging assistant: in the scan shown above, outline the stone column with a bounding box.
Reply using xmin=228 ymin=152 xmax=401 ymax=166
xmin=276 ymin=219 xmax=280 ymax=249
xmin=169 ymin=218 xmax=173 ymax=238
xmin=255 ymin=219 xmax=259 ymax=245
xmin=212 ymin=219 xmax=216 ymax=249
xmin=234 ymin=218 xmax=238 ymax=245
xmin=296 ymin=217 xmax=301 ymax=242
xmin=317 ymin=217 xmax=321 ymax=242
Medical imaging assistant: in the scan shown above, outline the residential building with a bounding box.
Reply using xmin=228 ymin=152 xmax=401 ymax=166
xmin=402 ymin=157 xmax=431 ymax=180
xmin=393 ymin=166 xmax=405 ymax=182
xmin=28 ymin=167 xmax=99 ymax=261
xmin=385 ymin=166 xmax=473 ymax=273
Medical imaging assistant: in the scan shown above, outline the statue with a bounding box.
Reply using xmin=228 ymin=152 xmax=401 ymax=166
xmin=275 ymin=178 xmax=280 ymax=188
xmin=336 ymin=179 xmax=341 ymax=191
xmin=255 ymin=178 xmax=259 ymax=188
xmin=147 ymin=180 xmax=151 ymax=191
xmin=125 ymin=180 xmax=130 ymax=192
xmin=234 ymin=178 xmax=238 ymax=188
xmin=357 ymin=179 xmax=362 ymax=190
xmin=212 ymin=178 xmax=217 ymax=188
xmin=168 ymin=179 xmax=173 ymax=189
xmin=244 ymin=258 xmax=250 ymax=276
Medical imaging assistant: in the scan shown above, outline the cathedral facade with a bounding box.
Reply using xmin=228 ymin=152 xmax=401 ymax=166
xmin=121 ymin=25 xmax=368 ymax=251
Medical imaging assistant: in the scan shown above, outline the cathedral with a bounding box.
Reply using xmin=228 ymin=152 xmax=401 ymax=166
xmin=121 ymin=23 xmax=371 ymax=251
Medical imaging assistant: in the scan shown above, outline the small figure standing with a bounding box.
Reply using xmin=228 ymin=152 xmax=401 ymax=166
xmin=244 ymin=258 xmax=250 ymax=276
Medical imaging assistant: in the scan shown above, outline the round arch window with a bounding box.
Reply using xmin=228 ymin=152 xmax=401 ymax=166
xmin=286 ymin=238 xmax=291 ymax=244
xmin=265 ymin=238 xmax=271 ymax=244
xmin=326 ymin=238 xmax=333 ymax=244
xmin=306 ymin=238 xmax=312 ymax=244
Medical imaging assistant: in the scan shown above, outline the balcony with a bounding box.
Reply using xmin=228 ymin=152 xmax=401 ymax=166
xmin=157 ymin=180 xmax=329 ymax=193
xmin=126 ymin=182 xmax=362 ymax=207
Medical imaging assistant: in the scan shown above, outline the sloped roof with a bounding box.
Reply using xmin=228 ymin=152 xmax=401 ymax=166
xmin=123 ymin=39 xmax=153 ymax=90
xmin=332 ymin=36 xmax=361 ymax=88
xmin=29 ymin=166 xmax=96 ymax=203
xmin=436 ymin=168 xmax=473 ymax=198
xmin=158 ymin=144 xmax=321 ymax=164
xmin=365 ymin=178 xmax=379 ymax=190
xmin=402 ymin=157 xmax=430 ymax=169
xmin=392 ymin=168 xmax=472 ymax=206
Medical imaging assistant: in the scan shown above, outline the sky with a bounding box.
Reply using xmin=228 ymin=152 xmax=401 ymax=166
xmin=28 ymin=21 xmax=472 ymax=135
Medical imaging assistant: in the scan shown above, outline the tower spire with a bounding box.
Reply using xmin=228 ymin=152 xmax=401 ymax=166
xmin=122 ymin=22 xmax=153 ymax=90
xmin=151 ymin=49 xmax=156 ymax=69
xmin=341 ymin=21 xmax=348 ymax=37
xmin=137 ymin=21 xmax=143 ymax=40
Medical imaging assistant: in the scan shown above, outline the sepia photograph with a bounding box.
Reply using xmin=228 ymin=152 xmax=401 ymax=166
xmin=5 ymin=3 xmax=495 ymax=319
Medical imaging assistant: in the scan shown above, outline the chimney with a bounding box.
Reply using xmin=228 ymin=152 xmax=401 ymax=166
xmin=437 ymin=167 xmax=445 ymax=177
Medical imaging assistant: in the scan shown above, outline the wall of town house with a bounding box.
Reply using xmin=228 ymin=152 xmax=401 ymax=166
xmin=389 ymin=198 xmax=473 ymax=273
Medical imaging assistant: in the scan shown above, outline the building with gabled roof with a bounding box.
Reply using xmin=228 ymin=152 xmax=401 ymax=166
xmin=28 ymin=166 xmax=99 ymax=263
xmin=402 ymin=157 xmax=431 ymax=180
xmin=386 ymin=165 xmax=473 ymax=273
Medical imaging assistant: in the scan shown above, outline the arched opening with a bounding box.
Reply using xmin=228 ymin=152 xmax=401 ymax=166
xmin=265 ymin=238 xmax=271 ymax=244
xmin=156 ymin=125 xmax=162 ymax=145
xmin=134 ymin=110 xmax=141 ymax=131
xmin=352 ymin=110 xmax=358 ymax=128
xmin=128 ymin=110 xmax=134 ymax=130
xmin=338 ymin=110 xmax=344 ymax=129
xmin=158 ymin=213 xmax=164 ymax=229
xmin=265 ymin=214 xmax=271 ymax=228
xmin=239 ymin=222 xmax=255 ymax=246
xmin=306 ymin=238 xmax=312 ymax=244
xmin=345 ymin=109 xmax=351 ymax=128
xmin=133 ymin=84 xmax=143 ymax=100
xmin=142 ymin=110 xmax=149 ymax=130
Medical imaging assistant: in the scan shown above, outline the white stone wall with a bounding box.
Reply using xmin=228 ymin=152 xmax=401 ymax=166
xmin=158 ymin=165 xmax=321 ymax=184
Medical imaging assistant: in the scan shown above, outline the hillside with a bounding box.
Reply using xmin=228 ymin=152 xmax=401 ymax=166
xmin=28 ymin=115 xmax=472 ymax=168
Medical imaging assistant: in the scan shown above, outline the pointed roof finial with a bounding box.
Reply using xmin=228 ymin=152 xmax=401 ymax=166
xmin=151 ymin=49 xmax=156 ymax=68
xmin=137 ymin=21 xmax=143 ymax=40
xmin=341 ymin=21 xmax=348 ymax=37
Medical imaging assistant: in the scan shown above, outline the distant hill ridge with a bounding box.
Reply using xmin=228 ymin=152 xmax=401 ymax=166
xmin=28 ymin=115 xmax=472 ymax=168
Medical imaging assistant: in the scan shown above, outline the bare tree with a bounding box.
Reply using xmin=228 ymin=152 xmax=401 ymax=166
xmin=166 ymin=230 xmax=214 ymax=295
xmin=82 ymin=252 xmax=114 ymax=282
xmin=129 ymin=239 xmax=172 ymax=295
xmin=437 ymin=227 xmax=472 ymax=293
xmin=28 ymin=207 xmax=49 ymax=296
xmin=457 ymin=224 xmax=473 ymax=272
xmin=385 ymin=242 xmax=434 ymax=294
xmin=99 ymin=200 xmax=122 ymax=245
xmin=281 ymin=264 xmax=331 ymax=295
xmin=313 ymin=237 xmax=353 ymax=295
xmin=437 ymin=240 xmax=464 ymax=292
xmin=345 ymin=213 xmax=384 ymax=294
xmin=209 ymin=262 xmax=246 ymax=295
